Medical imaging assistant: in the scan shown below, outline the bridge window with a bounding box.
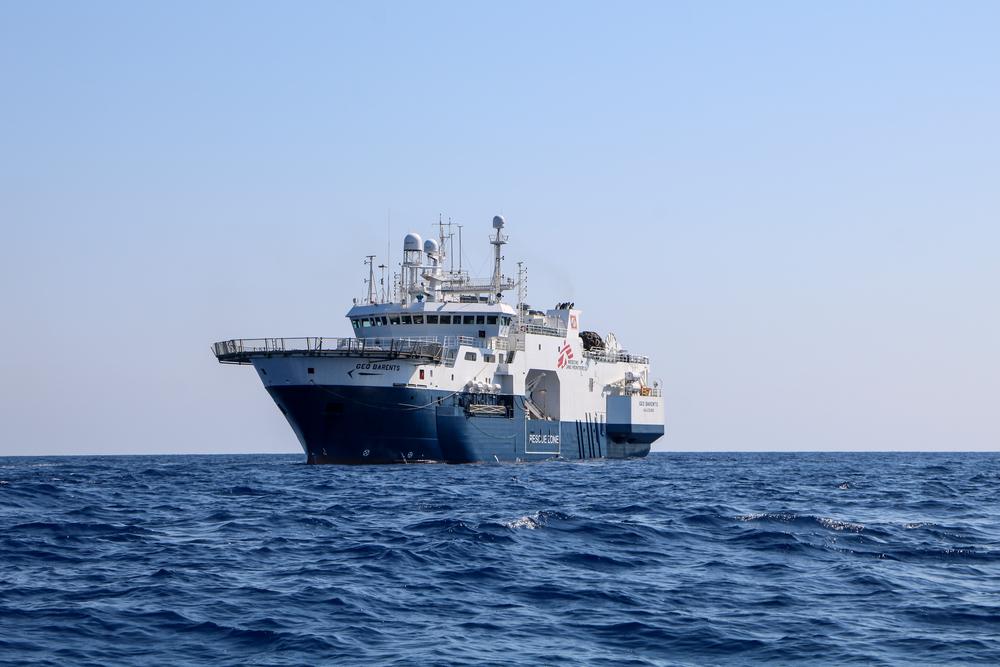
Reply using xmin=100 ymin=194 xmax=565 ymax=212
xmin=427 ymin=315 xmax=438 ymax=324
xmin=464 ymin=351 xmax=477 ymax=361
xmin=413 ymin=315 xmax=424 ymax=324
xmin=380 ymin=316 xmax=388 ymax=325
xmin=476 ymin=315 xmax=485 ymax=325
xmin=352 ymin=319 xmax=361 ymax=328
xmin=402 ymin=315 xmax=412 ymax=324
xmin=463 ymin=315 xmax=475 ymax=325
xmin=439 ymin=315 xmax=451 ymax=324
xmin=487 ymin=315 xmax=497 ymax=324
xmin=361 ymin=319 xmax=371 ymax=327
xmin=389 ymin=315 xmax=400 ymax=325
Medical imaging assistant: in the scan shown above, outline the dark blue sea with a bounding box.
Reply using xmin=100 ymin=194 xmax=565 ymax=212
xmin=1 ymin=453 xmax=999 ymax=665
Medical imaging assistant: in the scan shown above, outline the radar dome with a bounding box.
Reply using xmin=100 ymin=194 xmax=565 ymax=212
xmin=423 ymin=238 xmax=439 ymax=254
xmin=403 ymin=232 xmax=423 ymax=252
xmin=492 ymin=215 xmax=505 ymax=229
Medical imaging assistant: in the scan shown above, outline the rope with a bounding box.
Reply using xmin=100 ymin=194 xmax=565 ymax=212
xmin=396 ymin=362 xmax=492 ymax=410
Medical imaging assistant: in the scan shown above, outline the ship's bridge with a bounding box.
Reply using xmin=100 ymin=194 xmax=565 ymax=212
xmin=347 ymin=301 xmax=517 ymax=341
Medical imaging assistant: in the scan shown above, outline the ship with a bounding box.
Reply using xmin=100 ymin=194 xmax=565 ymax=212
xmin=213 ymin=215 xmax=664 ymax=463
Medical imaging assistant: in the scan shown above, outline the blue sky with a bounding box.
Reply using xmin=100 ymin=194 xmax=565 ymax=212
xmin=2 ymin=2 xmax=997 ymax=454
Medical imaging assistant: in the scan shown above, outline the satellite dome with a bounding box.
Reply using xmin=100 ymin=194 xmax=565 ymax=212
xmin=403 ymin=232 xmax=423 ymax=252
xmin=423 ymin=238 xmax=439 ymax=254
xmin=492 ymin=215 xmax=505 ymax=229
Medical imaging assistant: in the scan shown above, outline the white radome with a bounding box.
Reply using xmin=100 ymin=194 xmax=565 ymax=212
xmin=403 ymin=232 xmax=423 ymax=252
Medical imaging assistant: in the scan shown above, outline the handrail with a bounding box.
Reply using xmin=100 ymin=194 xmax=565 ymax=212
xmin=517 ymin=323 xmax=567 ymax=337
xmin=212 ymin=335 xmax=491 ymax=363
xmin=613 ymin=387 xmax=662 ymax=397
xmin=213 ymin=335 xmax=651 ymax=367
xmin=582 ymin=348 xmax=650 ymax=365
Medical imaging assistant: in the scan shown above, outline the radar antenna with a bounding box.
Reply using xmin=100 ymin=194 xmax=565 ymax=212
xmin=364 ymin=255 xmax=376 ymax=304
xmin=490 ymin=215 xmax=508 ymax=302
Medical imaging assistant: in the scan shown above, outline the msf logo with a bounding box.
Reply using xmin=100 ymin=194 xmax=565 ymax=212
xmin=557 ymin=340 xmax=574 ymax=369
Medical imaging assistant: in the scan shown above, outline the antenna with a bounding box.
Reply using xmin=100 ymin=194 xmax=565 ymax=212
xmin=490 ymin=215 xmax=508 ymax=302
xmin=437 ymin=214 xmax=448 ymax=270
xmin=457 ymin=224 xmax=463 ymax=273
xmin=397 ymin=264 xmax=403 ymax=304
xmin=448 ymin=217 xmax=454 ymax=273
xmin=517 ymin=261 xmax=527 ymax=329
xmin=378 ymin=263 xmax=387 ymax=303
xmin=364 ymin=255 xmax=376 ymax=304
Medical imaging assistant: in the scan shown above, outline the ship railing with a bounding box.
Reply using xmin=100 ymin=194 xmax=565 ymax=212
xmin=490 ymin=337 xmax=505 ymax=352
xmin=517 ymin=323 xmax=567 ymax=337
xmin=614 ymin=386 xmax=662 ymax=397
xmin=583 ymin=348 xmax=650 ymax=365
xmin=213 ymin=335 xmax=487 ymax=364
xmin=490 ymin=335 xmax=523 ymax=353
xmin=438 ymin=336 xmax=484 ymax=363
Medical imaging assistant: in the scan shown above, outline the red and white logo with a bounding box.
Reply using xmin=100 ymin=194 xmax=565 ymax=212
xmin=557 ymin=340 xmax=574 ymax=369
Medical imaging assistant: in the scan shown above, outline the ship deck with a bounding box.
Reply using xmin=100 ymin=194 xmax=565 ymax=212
xmin=212 ymin=332 xmax=649 ymax=366
xmin=212 ymin=336 xmax=462 ymax=365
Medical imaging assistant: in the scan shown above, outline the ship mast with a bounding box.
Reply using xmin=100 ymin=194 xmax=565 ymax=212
xmin=516 ymin=261 xmax=527 ymax=328
xmin=490 ymin=215 xmax=507 ymax=302
xmin=364 ymin=255 xmax=377 ymax=304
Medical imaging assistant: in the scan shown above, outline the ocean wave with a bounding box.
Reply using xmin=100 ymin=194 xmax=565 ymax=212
xmin=503 ymin=513 xmax=543 ymax=529
xmin=0 ymin=452 xmax=998 ymax=664
xmin=735 ymin=512 xmax=866 ymax=532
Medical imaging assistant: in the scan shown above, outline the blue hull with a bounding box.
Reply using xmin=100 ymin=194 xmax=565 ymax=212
xmin=267 ymin=385 xmax=661 ymax=464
